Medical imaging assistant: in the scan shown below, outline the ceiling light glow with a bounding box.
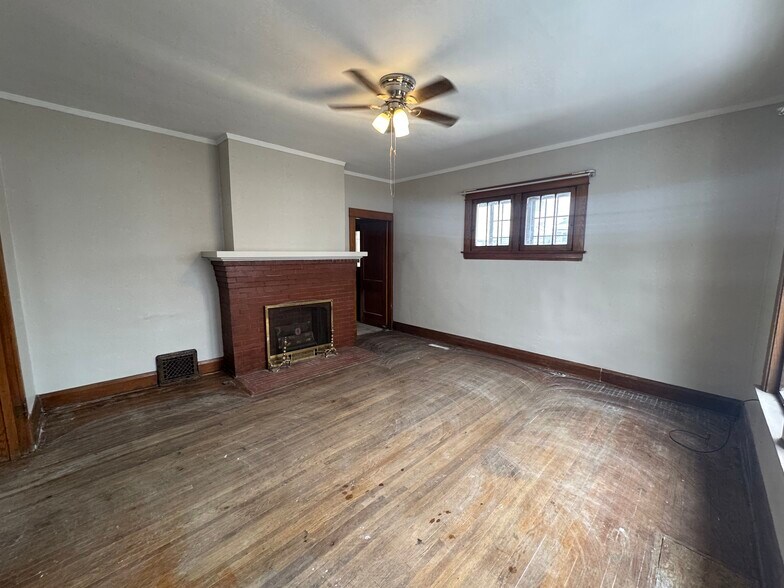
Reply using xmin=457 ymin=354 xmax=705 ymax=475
xmin=392 ymin=108 xmax=409 ymax=137
xmin=372 ymin=110 xmax=391 ymax=134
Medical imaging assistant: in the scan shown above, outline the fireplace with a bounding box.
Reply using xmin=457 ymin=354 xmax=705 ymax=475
xmin=202 ymin=251 xmax=366 ymax=376
xmin=265 ymin=299 xmax=335 ymax=370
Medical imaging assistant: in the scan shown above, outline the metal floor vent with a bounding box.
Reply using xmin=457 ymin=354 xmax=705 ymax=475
xmin=156 ymin=349 xmax=199 ymax=386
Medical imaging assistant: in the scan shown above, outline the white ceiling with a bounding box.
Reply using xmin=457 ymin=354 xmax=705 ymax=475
xmin=1 ymin=0 xmax=783 ymax=179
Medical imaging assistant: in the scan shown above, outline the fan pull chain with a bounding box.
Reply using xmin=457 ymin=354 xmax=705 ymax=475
xmin=389 ymin=130 xmax=396 ymax=197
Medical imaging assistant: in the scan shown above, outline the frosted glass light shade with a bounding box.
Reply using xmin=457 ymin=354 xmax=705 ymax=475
xmin=372 ymin=111 xmax=391 ymax=134
xmin=392 ymin=108 xmax=409 ymax=137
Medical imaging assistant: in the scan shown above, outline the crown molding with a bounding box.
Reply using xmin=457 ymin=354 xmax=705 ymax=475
xmin=344 ymin=170 xmax=389 ymax=183
xmin=0 ymin=91 xmax=348 ymax=169
xmin=395 ymin=95 xmax=784 ymax=183
xmin=0 ymin=91 xmax=217 ymax=145
xmin=0 ymin=92 xmax=351 ymax=169
xmin=220 ymin=133 xmax=345 ymax=167
xmin=3 ymin=90 xmax=782 ymax=183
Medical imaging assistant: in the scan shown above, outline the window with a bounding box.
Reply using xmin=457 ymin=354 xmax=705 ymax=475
xmin=524 ymin=193 xmax=570 ymax=246
xmin=474 ymin=199 xmax=511 ymax=246
xmin=762 ymin=248 xmax=784 ymax=399
xmin=463 ymin=174 xmax=589 ymax=260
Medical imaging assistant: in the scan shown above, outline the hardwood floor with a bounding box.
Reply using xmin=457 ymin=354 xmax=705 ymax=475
xmin=0 ymin=331 xmax=761 ymax=586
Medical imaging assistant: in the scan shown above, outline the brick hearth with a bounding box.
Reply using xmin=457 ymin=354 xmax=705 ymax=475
xmin=211 ymin=260 xmax=357 ymax=375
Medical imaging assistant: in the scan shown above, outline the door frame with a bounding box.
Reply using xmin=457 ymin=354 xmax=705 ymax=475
xmin=348 ymin=208 xmax=393 ymax=328
xmin=0 ymin=231 xmax=32 ymax=459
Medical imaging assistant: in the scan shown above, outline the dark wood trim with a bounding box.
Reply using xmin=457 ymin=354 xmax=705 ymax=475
xmin=199 ymin=357 xmax=224 ymax=375
xmin=39 ymin=357 xmax=225 ymax=412
xmin=349 ymin=208 xmax=394 ymax=328
xmin=762 ymin=248 xmax=784 ymax=393
xmin=465 ymin=174 xmax=590 ymax=198
xmin=462 ymin=198 xmax=473 ymax=258
xmin=463 ymin=176 xmax=589 ymax=261
xmin=0 ymin=230 xmax=32 ymax=457
xmin=393 ymin=321 xmax=741 ymax=416
xmin=388 ymin=217 xmax=394 ymax=328
xmin=348 ymin=215 xmax=356 ymax=253
xmin=394 ymin=322 xmax=603 ymax=380
xmin=349 ymin=215 xmax=359 ymax=322
xmin=600 ymin=369 xmax=739 ymax=415
xmin=40 ymin=372 xmax=159 ymax=411
xmin=462 ymin=250 xmax=586 ymax=261
xmin=348 ymin=208 xmax=393 ymax=222
xmin=570 ymin=183 xmax=589 ymax=258
xmin=27 ymin=394 xmax=42 ymax=449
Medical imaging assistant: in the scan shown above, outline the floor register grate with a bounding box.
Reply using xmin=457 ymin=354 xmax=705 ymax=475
xmin=156 ymin=349 xmax=199 ymax=386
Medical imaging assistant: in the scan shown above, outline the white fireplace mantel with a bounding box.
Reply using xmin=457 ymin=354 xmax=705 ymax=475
xmin=201 ymin=251 xmax=367 ymax=262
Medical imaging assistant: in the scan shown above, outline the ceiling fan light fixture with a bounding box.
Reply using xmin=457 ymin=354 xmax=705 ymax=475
xmin=330 ymin=70 xmax=458 ymax=194
xmin=392 ymin=108 xmax=409 ymax=137
xmin=372 ymin=110 xmax=391 ymax=134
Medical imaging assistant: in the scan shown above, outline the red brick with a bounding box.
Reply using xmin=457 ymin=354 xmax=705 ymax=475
xmin=211 ymin=259 xmax=357 ymax=375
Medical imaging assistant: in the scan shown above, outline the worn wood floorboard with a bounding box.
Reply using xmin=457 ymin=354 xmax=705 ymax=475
xmin=0 ymin=331 xmax=760 ymax=587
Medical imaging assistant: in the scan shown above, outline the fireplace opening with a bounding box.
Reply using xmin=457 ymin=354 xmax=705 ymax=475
xmin=265 ymin=299 xmax=335 ymax=370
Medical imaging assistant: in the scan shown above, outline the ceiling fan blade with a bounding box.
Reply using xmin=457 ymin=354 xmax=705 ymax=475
xmin=344 ymin=69 xmax=383 ymax=95
xmin=411 ymin=76 xmax=456 ymax=104
xmin=414 ymin=107 xmax=459 ymax=127
xmin=328 ymin=104 xmax=377 ymax=110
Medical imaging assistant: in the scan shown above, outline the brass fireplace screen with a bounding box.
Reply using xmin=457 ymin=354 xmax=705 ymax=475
xmin=264 ymin=299 xmax=336 ymax=370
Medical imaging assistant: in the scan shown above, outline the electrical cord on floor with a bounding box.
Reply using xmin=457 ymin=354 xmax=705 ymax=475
xmin=668 ymin=426 xmax=734 ymax=454
xmin=667 ymin=398 xmax=759 ymax=454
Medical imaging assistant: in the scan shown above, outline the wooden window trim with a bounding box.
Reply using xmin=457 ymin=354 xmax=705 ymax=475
xmin=462 ymin=194 xmax=514 ymax=254
xmin=762 ymin=248 xmax=784 ymax=399
xmin=462 ymin=176 xmax=589 ymax=261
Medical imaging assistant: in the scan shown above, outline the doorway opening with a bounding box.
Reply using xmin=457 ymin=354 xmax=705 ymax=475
xmin=349 ymin=208 xmax=392 ymax=330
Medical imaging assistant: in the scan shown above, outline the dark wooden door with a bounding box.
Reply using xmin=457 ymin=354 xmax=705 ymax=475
xmin=357 ymin=218 xmax=391 ymax=327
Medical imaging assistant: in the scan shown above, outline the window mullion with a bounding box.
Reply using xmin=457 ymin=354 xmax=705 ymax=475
xmin=509 ymin=194 xmax=525 ymax=251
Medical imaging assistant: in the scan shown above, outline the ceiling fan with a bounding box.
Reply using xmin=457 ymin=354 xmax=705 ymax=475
xmin=329 ymin=70 xmax=458 ymax=137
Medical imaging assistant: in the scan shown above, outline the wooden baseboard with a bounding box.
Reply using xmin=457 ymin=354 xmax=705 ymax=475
xmin=39 ymin=357 xmax=225 ymax=412
xmin=26 ymin=394 xmax=42 ymax=451
xmin=393 ymin=322 xmax=741 ymax=416
xmin=198 ymin=358 xmax=224 ymax=376
xmin=598 ymin=369 xmax=739 ymax=415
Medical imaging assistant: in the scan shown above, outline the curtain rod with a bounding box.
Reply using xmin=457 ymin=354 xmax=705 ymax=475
xmin=463 ymin=169 xmax=596 ymax=195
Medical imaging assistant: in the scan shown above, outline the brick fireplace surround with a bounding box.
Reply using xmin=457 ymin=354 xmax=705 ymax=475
xmin=209 ymin=258 xmax=359 ymax=375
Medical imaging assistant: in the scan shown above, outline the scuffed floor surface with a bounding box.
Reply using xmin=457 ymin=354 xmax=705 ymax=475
xmin=0 ymin=331 xmax=761 ymax=586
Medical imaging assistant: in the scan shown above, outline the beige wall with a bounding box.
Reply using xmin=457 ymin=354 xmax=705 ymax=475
xmin=345 ymin=174 xmax=394 ymax=214
xmin=217 ymin=140 xmax=234 ymax=249
xmin=220 ymin=138 xmax=346 ymax=251
xmin=0 ymin=99 xmax=224 ymax=398
xmin=394 ymin=106 xmax=784 ymax=400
